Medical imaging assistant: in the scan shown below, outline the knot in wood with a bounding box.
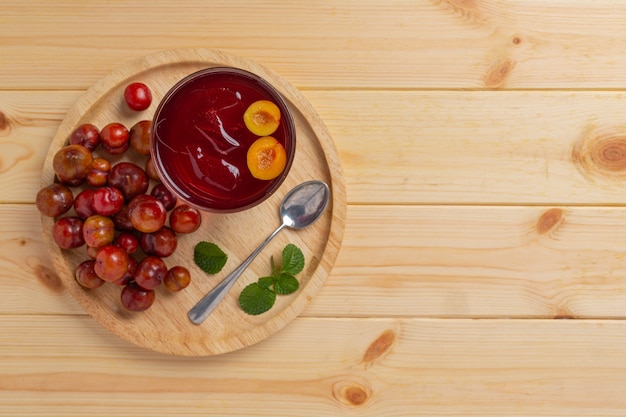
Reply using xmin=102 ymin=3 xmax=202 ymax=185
xmin=332 ymin=378 xmax=371 ymax=408
xmin=363 ymin=329 xmax=396 ymax=364
xmin=536 ymin=208 xmax=565 ymax=236
xmin=573 ymin=126 xmax=626 ymax=181
xmin=596 ymin=141 xmax=626 ymax=171
xmin=34 ymin=264 xmax=64 ymax=293
xmin=0 ymin=111 xmax=11 ymax=136
xmin=485 ymin=59 xmax=515 ymax=89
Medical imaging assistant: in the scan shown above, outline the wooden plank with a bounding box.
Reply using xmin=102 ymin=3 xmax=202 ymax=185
xmin=6 ymin=203 xmax=626 ymax=319
xmin=2 ymin=315 xmax=626 ymax=416
xmin=323 ymin=90 xmax=626 ymax=205
xmin=0 ymin=91 xmax=76 ymax=202
xmin=310 ymin=204 xmax=626 ymax=319
xmin=0 ymin=204 xmax=84 ymax=315
xmin=5 ymin=1 xmax=626 ymax=90
xmin=5 ymin=90 xmax=626 ymax=205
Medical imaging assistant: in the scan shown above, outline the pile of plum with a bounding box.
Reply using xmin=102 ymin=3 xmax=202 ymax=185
xmin=37 ymin=83 xmax=202 ymax=312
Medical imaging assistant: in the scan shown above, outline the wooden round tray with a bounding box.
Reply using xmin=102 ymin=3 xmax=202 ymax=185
xmin=41 ymin=49 xmax=346 ymax=356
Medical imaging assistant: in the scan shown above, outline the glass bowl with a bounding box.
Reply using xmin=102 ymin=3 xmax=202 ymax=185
xmin=150 ymin=67 xmax=296 ymax=213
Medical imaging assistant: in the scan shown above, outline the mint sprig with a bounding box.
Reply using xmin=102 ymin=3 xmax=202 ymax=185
xmin=239 ymin=244 xmax=305 ymax=315
xmin=194 ymin=241 xmax=228 ymax=274
xmin=280 ymin=244 xmax=305 ymax=275
xmin=238 ymin=283 xmax=276 ymax=315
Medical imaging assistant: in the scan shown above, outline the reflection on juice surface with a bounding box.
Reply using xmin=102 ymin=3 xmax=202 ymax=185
xmin=152 ymin=68 xmax=295 ymax=212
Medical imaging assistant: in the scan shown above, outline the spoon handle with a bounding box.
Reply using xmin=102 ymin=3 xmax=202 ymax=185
xmin=188 ymin=223 xmax=287 ymax=324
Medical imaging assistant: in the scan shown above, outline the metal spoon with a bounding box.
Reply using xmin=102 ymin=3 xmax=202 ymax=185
xmin=188 ymin=180 xmax=331 ymax=324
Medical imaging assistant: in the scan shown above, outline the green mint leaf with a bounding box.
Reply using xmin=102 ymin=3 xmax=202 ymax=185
xmin=239 ymin=282 xmax=276 ymax=315
xmin=194 ymin=241 xmax=228 ymax=275
xmin=258 ymin=276 xmax=275 ymax=290
xmin=274 ymin=272 xmax=299 ymax=295
xmin=236 ymin=244 xmax=306 ymax=315
xmin=281 ymin=244 xmax=305 ymax=275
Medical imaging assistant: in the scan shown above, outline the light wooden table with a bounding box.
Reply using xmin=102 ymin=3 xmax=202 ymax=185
xmin=4 ymin=1 xmax=626 ymax=416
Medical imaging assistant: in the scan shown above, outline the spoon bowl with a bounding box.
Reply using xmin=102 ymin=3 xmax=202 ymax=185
xmin=281 ymin=180 xmax=330 ymax=228
xmin=188 ymin=180 xmax=330 ymax=324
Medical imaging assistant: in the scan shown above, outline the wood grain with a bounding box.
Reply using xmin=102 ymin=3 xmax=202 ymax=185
xmin=6 ymin=1 xmax=626 ymax=90
xmin=2 ymin=315 xmax=626 ymax=417
xmin=315 ymin=205 xmax=626 ymax=319
xmin=329 ymin=91 xmax=626 ymax=205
